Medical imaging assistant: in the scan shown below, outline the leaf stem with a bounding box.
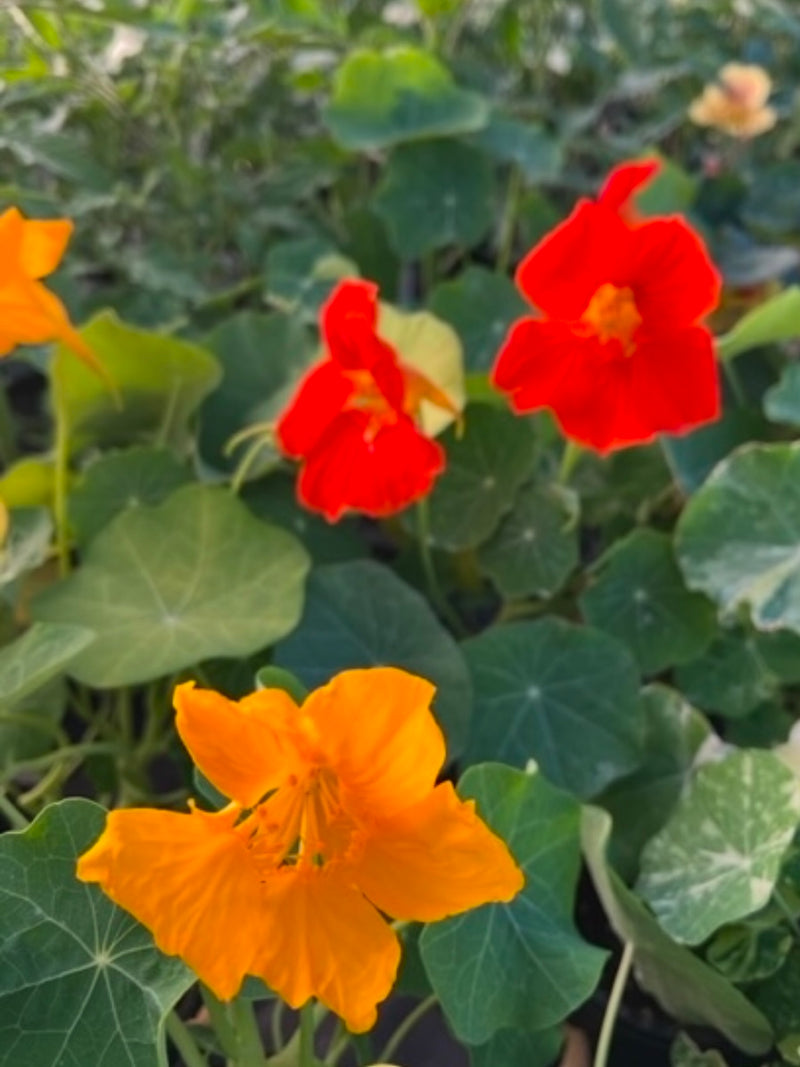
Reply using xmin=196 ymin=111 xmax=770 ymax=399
xmin=593 ymin=942 xmax=634 ymax=1067
xmin=496 ymin=165 xmax=523 ymax=275
xmin=230 ymin=997 xmax=266 ymax=1067
xmin=0 ymin=792 xmax=29 ymax=830
xmin=415 ymin=499 xmax=466 ymax=636
xmin=377 ymin=995 xmax=438 ymax=1064
xmin=201 ymin=985 xmax=239 ymax=1060
xmin=52 ymin=386 xmax=71 ymax=576
xmin=166 ymin=1012 xmax=208 ymax=1067
xmin=298 ymin=1001 xmax=316 ymax=1067
xmin=557 ymin=440 xmax=583 ymax=485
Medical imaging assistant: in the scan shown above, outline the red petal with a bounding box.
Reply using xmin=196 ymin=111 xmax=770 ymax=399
xmin=515 ymin=201 xmax=635 ymax=319
xmin=321 ymin=278 xmax=378 ymax=369
xmin=297 ymin=411 xmax=444 ymax=520
xmin=275 ymin=361 xmax=355 ymax=458
xmin=598 ymin=158 xmax=660 ymax=213
xmin=629 ymin=218 xmax=721 ymax=328
xmin=629 ymin=327 xmax=721 ymax=436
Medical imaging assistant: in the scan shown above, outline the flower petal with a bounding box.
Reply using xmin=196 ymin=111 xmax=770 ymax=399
xmin=321 ymin=278 xmax=379 ymax=368
xmin=20 ymin=216 xmax=73 ymax=279
xmin=597 ymin=158 xmax=660 ymax=214
xmin=629 ymin=326 xmax=721 ymax=436
xmin=301 ymin=667 xmax=445 ymax=818
xmin=276 ymin=360 xmax=356 ymax=458
xmin=629 ymin=218 xmax=721 ymax=328
xmin=77 ymin=805 xmax=266 ymax=999
xmin=349 ymin=782 xmax=524 ymax=922
xmin=174 ymin=681 xmax=301 ymax=808
xmin=515 ymin=201 xmax=634 ymax=319
xmin=297 ymin=410 xmax=444 ymax=520
xmin=252 ymin=867 xmax=400 ymax=1032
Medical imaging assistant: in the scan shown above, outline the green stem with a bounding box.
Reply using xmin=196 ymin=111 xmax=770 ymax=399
xmin=0 ymin=792 xmax=29 ymax=830
xmin=230 ymin=997 xmax=266 ymax=1067
xmin=323 ymin=1022 xmax=348 ymax=1066
xmin=557 ymin=440 xmax=583 ymax=485
xmin=3 ymin=741 xmax=120 ymax=778
xmin=298 ymin=1001 xmax=316 ymax=1067
xmin=52 ymin=387 xmax=71 ymax=576
xmin=774 ymin=887 xmax=800 ymax=940
xmin=593 ymin=942 xmax=634 ymax=1067
xmin=496 ymin=165 xmax=523 ymax=275
xmin=201 ymin=985 xmax=239 ymax=1060
xmin=415 ymin=500 xmax=466 ymax=637
xmin=166 ymin=1012 xmax=208 ymax=1067
xmin=377 ymin=995 xmax=437 ymax=1064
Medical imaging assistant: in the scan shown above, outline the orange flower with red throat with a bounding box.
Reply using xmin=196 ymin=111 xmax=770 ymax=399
xmin=491 ymin=159 xmax=722 ymax=453
xmin=77 ymin=668 xmax=523 ymax=1031
xmin=275 ymin=278 xmax=463 ymax=521
xmin=0 ymin=207 xmax=104 ymax=376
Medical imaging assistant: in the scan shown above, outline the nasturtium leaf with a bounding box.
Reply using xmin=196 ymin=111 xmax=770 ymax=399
xmin=675 ymin=443 xmax=800 ymax=634
xmin=0 ymin=799 xmax=193 ymax=1067
xmin=661 ymin=404 xmax=768 ymax=496
xmin=420 ymin=764 xmax=606 ymax=1045
xmin=274 ymin=560 xmax=471 ymax=756
xmin=51 ymin=311 xmax=221 ymax=456
xmin=477 ymin=483 xmax=578 ymax=600
xmin=69 ymin=447 xmax=191 ymax=545
xmin=468 ymin=113 xmax=562 ymax=183
xmin=670 ymin=1033 xmax=730 ymax=1067
xmin=199 ymin=310 xmax=313 ymax=471
xmin=244 ymin=473 xmax=363 ymax=565
xmin=675 ymin=629 xmax=777 ymax=718
xmin=581 ymin=807 xmax=773 ymax=1055
xmin=706 ymin=912 xmax=793 ymax=984
xmin=264 ymin=237 xmax=359 ymax=318
xmin=717 ymin=287 xmax=800 ymax=361
xmin=374 ymin=140 xmax=494 ymax=259
xmin=378 ymin=303 xmax=465 ymax=437
xmin=323 ymin=46 xmax=488 ymax=150
xmin=428 ymin=266 xmax=527 ymax=374
xmin=755 ymin=628 xmax=800 ymax=683
xmin=764 ymin=363 xmax=800 ymax=427
xmin=418 ymin=404 xmax=536 ymax=551
xmin=0 ymin=507 xmax=51 ymax=587
xmin=0 ymin=622 xmax=94 ymax=710
xmin=750 ymin=946 xmax=800 ymax=1046
xmin=32 ymin=485 xmax=310 ymax=687
xmin=463 ymin=618 xmax=642 ymax=799
xmin=598 ymin=685 xmax=711 ymax=881
xmin=580 ymin=529 xmax=717 ymax=674
xmin=637 ymin=750 xmax=800 ymax=945
xmin=471 ymin=1027 xmax=562 ymax=1067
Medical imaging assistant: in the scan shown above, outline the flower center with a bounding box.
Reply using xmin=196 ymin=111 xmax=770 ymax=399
xmin=581 ymin=283 xmax=642 ymax=353
xmin=243 ymin=767 xmax=355 ymax=874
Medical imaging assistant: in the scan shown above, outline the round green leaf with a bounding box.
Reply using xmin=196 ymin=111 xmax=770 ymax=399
xmin=51 ymin=311 xmax=221 ymax=456
xmin=468 ymin=113 xmax=562 ymax=183
xmin=264 ymin=238 xmax=359 ymax=319
xmin=199 ymin=310 xmax=313 ymax=471
xmin=676 ymin=443 xmax=800 ymax=634
xmin=470 ymin=1028 xmax=563 ymax=1067
xmin=637 ymin=750 xmax=800 ymax=945
xmin=32 ymin=485 xmax=310 ymax=687
xmin=764 ymin=363 xmax=800 ymax=426
xmin=420 ymin=764 xmax=606 ymax=1045
xmin=478 ymin=483 xmax=579 ymax=600
xmin=417 ymin=403 xmax=537 ymax=551
xmin=580 ymin=528 xmax=717 ymax=674
xmin=0 ymin=799 xmax=193 ymax=1067
xmin=323 ymin=46 xmax=488 ymax=150
xmin=428 ymin=266 xmax=527 ymax=374
xmin=581 ymin=807 xmax=773 ymax=1055
xmin=464 ymin=618 xmax=643 ymax=799
xmin=374 ymin=140 xmax=495 ymax=259
xmin=69 ymin=447 xmax=191 ymax=545
xmin=0 ymin=507 xmax=51 ymax=588
xmin=750 ymin=946 xmax=800 ymax=1048
xmin=273 ymin=560 xmax=471 ymax=758
xmin=662 ymin=406 xmax=768 ymax=496
xmin=598 ymin=685 xmax=711 ymax=881
xmin=675 ymin=629 xmax=777 ymax=718
xmin=0 ymin=622 xmax=94 ymax=710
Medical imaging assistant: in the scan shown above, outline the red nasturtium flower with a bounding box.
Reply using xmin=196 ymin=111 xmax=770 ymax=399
xmin=77 ymin=668 xmax=523 ymax=1031
xmin=0 ymin=206 xmax=103 ymax=375
xmin=275 ymin=278 xmax=463 ymax=520
xmin=491 ymin=160 xmax=722 ymax=452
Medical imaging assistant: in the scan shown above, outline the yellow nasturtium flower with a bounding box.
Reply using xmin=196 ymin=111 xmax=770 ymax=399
xmin=688 ymin=63 xmax=777 ymax=139
xmin=0 ymin=206 xmax=104 ymax=376
xmin=78 ymin=668 xmax=523 ymax=1031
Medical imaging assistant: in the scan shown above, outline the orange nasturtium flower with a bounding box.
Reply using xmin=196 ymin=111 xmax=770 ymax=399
xmin=688 ymin=63 xmax=777 ymax=139
xmin=77 ymin=668 xmax=523 ymax=1031
xmin=0 ymin=206 xmax=103 ymax=375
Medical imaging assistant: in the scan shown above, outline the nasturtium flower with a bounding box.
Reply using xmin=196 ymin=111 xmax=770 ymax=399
xmin=77 ymin=668 xmax=522 ymax=1031
xmin=275 ymin=278 xmax=464 ymax=521
xmin=0 ymin=207 xmax=102 ymax=375
xmin=491 ymin=160 xmax=722 ymax=453
xmin=689 ymin=63 xmax=777 ymax=139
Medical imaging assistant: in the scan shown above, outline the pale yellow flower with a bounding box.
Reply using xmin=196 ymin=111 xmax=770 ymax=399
xmin=689 ymin=63 xmax=777 ymax=138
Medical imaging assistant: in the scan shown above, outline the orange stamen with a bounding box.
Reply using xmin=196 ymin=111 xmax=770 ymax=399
xmin=581 ymin=283 xmax=642 ymax=353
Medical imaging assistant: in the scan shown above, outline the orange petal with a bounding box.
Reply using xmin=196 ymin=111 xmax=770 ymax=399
xmin=348 ymin=782 xmax=524 ymax=922
xmin=300 ymin=667 xmax=445 ymax=818
xmin=20 ymin=216 xmax=72 ymax=279
xmin=77 ymin=804 xmax=266 ymax=999
xmin=252 ymin=867 xmax=400 ymax=1032
xmin=174 ymin=681 xmax=303 ymax=808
